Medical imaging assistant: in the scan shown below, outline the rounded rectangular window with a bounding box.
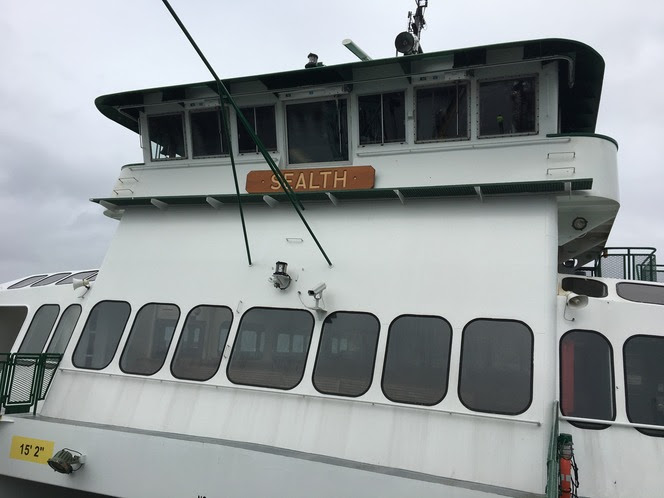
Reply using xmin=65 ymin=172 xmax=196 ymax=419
xmin=46 ymin=305 xmax=82 ymax=354
xmin=120 ymin=303 xmax=180 ymax=376
xmin=416 ymin=82 xmax=469 ymax=142
xmin=382 ymin=315 xmax=452 ymax=405
xmin=72 ymin=301 xmax=131 ymax=370
xmin=171 ymin=305 xmax=233 ymax=381
xmin=560 ymin=330 xmax=615 ymax=429
xmin=18 ymin=304 xmax=60 ymax=353
xmin=8 ymin=275 xmax=48 ymax=289
xmin=562 ymin=277 xmax=608 ymax=298
xmin=616 ymin=282 xmax=664 ymax=306
xmin=0 ymin=306 xmax=28 ymax=352
xmin=227 ymin=307 xmax=314 ymax=389
xmin=624 ymin=335 xmax=664 ymax=436
xmin=459 ymin=319 xmax=533 ymax=415
xmin=479 ymin=76 xmax=537 ymax=137
xmin=286 ymin=99 xmax=348 ymax=164
xmin=313 ymin=311 xmax=380 ymax=397
xmin=148 ymin=113 xmax=186 ymax=160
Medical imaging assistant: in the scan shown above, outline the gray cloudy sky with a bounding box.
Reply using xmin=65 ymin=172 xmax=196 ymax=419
xmin=0 ymin=0 xmax=662 ymax=283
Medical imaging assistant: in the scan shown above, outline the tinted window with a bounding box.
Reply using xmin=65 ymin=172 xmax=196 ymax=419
xmin=30 ymin=272 xmax=71 ymax=287
xmin=562 ymin=277 xmax=608 ymax=298
xmin=358 ymin=92 xmax=405 ymax=145
xmin=560 ymin=330 xmax=614 ymax=428
xmin=287 ymin=99 xmax=348 ymax=164
xmin=148 ymin=113 xmax=186 ymax=160
xmin=227 ymin=307 xmax=314 ymax=389
xmin=0 ymin=306 xmax=28 ymax=352
xmin=46 ymin=305 xmax=82 ymax=354
xmin=416 ymin=82 xmax=469 ymax=142
xmin=18 ymin=304 xmax=60 ymax=353
xmin=479 ymin=77 xmax=537 ymax=136
xmin=72 ymin=301 xmax=131 ymax=370
xmin=238 ymin=106 xmax=277 ymax=153
xmin=120 ymin=304 xmax=180 ymax=376
xmin=459 ymin=319 xmax=533 ymax=415
xmin=56 ymin=271 xmax=98 ymax=285
xmin=624 ymin=335 xmax=664 ymax=436
xmin=382 ymin=315 xmax=452 ymax=405
xmin=617 ymin=282 xmax=664 ymax=305
xmin=313 ymin=312 xmax=380 ymax=397
xmin=191 ymin=109 xmax=224 ymax=158
xmin=171 ymin=305 xmax=233 ymax=381
xmin=8 ymin=275 xmax=48 ymax=289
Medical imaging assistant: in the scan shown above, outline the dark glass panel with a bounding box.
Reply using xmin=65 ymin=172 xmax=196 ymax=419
xmin=617 ymin=282 xmax=664 ymax=306
xmin=148 ymin=114 xmax=186 ymax=159
xmin=191 ymin=110 xmax=223 ymax=158
xmin=0 ymin=306 xmax=28 ymax=352
xmin=382 ymin=91 xmax=406 ymax=143
xmin=313 ymin=312 xmax=380 ymax=397
xmin=72 ymin=301 xmax=131 ymax=370
xmin=171 ymin=306 xmax=233 ymax=381
xmin=31 ymin=272 xmax=72 ymax=287
xmin=459 ymin=319 xmax=533 ymax=415
xmin=120 ymin=304 xmax=180 ymax=376
xmin=287 ymin=99 xmax=348 ymax=164
xmin=562 ymin=277 xmax=608 ymax=298
xmin=255 ymin=106 xmax=277 ymax=151
xmin=479 ymin=77 xmax=536 ymax=136
xmin=382 ymin=315 xmax=452 ymax=405
xmin=358 ymin=94 xmax=382 ymax=145
xmin=46 ymin=305 xmax=82 ymax=354
xmin=560 ymin=330 xmax=614 ymax=429
xmin=624 ymin=335 xmax=664 ymax=436
xmin=227 ymin=307 xmax=314 ymax=389
xmin=8 ymin=275 xmax=48 ymax=289
xmin=416 ymin=83 xmax=468 ymax=141
xmin=56 ymin=271 xmax=98 ymax=285
xmin=18 ymin=304 xmax=60 ymax=353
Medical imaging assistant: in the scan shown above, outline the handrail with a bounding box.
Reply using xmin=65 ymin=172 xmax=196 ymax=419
xmin=545 ymin=401 xmax=560 ymax=498
xmin=0 ymin=353 xmax=62 ymax=415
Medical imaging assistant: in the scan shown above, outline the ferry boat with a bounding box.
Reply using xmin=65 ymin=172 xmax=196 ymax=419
xmin=1 ymin=3 xmax=663 ymax=497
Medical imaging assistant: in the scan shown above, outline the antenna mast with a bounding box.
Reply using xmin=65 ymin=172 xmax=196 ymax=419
xmin=395 ymin=1 xmax=428 ymax=56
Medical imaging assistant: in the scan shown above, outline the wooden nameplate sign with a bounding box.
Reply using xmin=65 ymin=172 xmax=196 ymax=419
xmin=246 ymin=165 xmax=375 ymax=194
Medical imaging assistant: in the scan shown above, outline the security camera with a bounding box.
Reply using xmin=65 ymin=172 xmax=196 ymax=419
xmin=308 ymin=283 xmax=326 ymax=297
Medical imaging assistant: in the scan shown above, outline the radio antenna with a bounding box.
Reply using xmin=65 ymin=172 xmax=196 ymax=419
xmin=395 ymin=1 xmax=428 ymax=56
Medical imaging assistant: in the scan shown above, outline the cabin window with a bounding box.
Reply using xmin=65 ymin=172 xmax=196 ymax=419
xmin=616 ymin=282 xmax=664 ymax=306
xmin=148 ymin=113 xmax=186 ymax=160
xmin=560 ymin=330 xmax=615 ymax=429
xmin=46 ymin=305 xmax=82 ymax=355
xmin=171 ymin=305 xmax=233 ymax=381
xmin=227 ymin=307 xmax=313 ymax=389
xmin=18 ymin=304 xmax=60 ymax=353
xmin=415 ymin=82 xmax=469 ymax=142
xmin=72 ymin=301 xmax=131 ymax=370
xmin=358 ymin=92 xmax=406 ymax=145
xmin=624 ymin=335 xmax=664 ymax=436
xmin=479 ymin=76 xmax=537 ymax=137
xmin=312 ymin=311 xmax=380 ymax=397
xmin=190 ymin=109 xmax=225 ymax=158
xmin=286 ymin=99 xmax=348 ymax=164
xmin=0 ymin=306 xmax=28 ymax=352
xmin=237 ymin=106 xmax=277 ymax=153
xmin=56 ymin=270 xmax=98 ymax=285
xmin=459 ymin=319 xmax=533 ymax=415
xmin=7 ymin=275 xmax=48 ymax=289
xmin=30 ymin=272 xmax=71 ymax=287
xmin=120 ymin=303 xmax=180 ymax=376
xmin=382 ymin=315 xmax=452 ymax=406
xmin=562 ymin=277 xmax=608 ymax=298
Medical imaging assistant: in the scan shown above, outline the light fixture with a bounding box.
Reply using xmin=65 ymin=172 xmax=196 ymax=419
xmin=269 ymin=261 xmax=291 ymax=290
xmin=47 ymin=448 xmax=85 ymax=474
xmin=564 ymin=292 xmax=588 ymax=321
xmin=572 ymin=217 xmax=588 ymax=231
xmin=298 ymin=283 xmax=327 ymax=313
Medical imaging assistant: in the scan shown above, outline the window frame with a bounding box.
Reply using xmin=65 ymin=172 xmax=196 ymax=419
xmin=616 ymin=282 xmax=664 ymax=306
xmin=311 ymin=310 xmax=381 ymax=398
xmin=381 ymin=314 xmax=453 ymax=406
xmin=357 ymin=90 xmax=407 ymax=146
xmin=147 ymin=112 xmax=188 ymax=161
xmin=477 ymin=74 xmax=539 ymax=139
xmin=457 ymin=317 xmax=534 ymax=416
xmin=18 ymin=304 xmax=60 ymax=354
xmin=236 ymin=105 xmax=278 ymax=154
xmin=189 ymin=107 xmax=229 ymax=159
xmin=284 ymin=96 xmax=351 ymax=167
xmin=226 ymin=306 xmax=315 ymax=390
xmin=170 ymin=304 xmax=234 ymax=382
xmin=559 ymin=329 xmax=615 ymax=429
xmin=414 ymin=80 xmax=471 ymax=144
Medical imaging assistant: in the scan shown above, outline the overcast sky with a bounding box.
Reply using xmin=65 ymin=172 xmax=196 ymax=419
xmin=0 ymin=0 xmax=662 ymax=283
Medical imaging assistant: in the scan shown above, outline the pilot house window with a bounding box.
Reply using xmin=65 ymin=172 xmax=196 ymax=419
xmin=191 ymin=110 xmax=225 ymax=158
xmin=479 ymin=76 xmax=537 ymax=137
xmin=237 ymin=106 xmax=277 ymax=153
xmin=287 ymin=99 xmax=348 ymax=164
xmin=73 ymin=301 xmax=131 ymax=370
xmin=416 ymin=82 xmax=469 ymax=142
xmin=148 ymin=113 xmax=186 ymax=160
xmin=358 ymin=92 xmax=405 ymax=145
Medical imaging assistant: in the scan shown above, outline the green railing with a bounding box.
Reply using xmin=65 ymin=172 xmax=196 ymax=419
xmin=585 ymin=247 xmax=659 ymax=282
xmin=0 ymin=353 xmax=62 ymax=415
xmin=545 ymin=401 xmax=560 ymax=498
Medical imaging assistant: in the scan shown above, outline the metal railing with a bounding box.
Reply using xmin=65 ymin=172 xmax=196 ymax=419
xmin=545 ymin=401 xmax=560 ymax=498
xmin=584 ymin=247 xmax=660 ymax=282
xmin=0 ymin=353 xmax=62 ymax=415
